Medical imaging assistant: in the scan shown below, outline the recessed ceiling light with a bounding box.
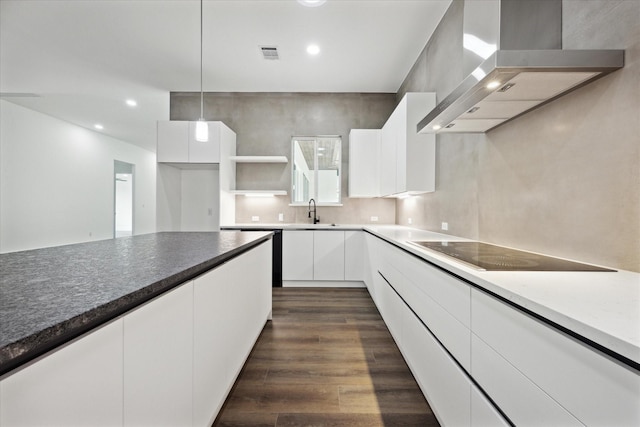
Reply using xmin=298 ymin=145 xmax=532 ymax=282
xmin=125 ymin=99 xmax=137 ymax=107
xmin=94 ymin=124 xmax=104 ymax=130
xmin=307 ymin=44 xmax=320 ymax=55
xmin=486 ymin=81 xmax=501 ymax=90
xmin=432 ymin=125 xmax=441 ymax=131
xmin=297 ymin=0 xmax=326 ymax=7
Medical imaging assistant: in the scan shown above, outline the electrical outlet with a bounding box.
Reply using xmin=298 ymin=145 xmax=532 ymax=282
xmin=370 ymin=216 xmax=379 ymax=222
xmin=441 ymin=222 xmax=449 ymax=231
xmin=278 ymin=213 xmax=284 ymax=222
xmin=408 ymin=218 xmax=413 ymax=225
xmin=251 ymin=216 xmax=260 ymax=222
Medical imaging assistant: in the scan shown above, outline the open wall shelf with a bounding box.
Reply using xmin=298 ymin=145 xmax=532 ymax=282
xmin=229 ymin=156 xmax=288 ymax=164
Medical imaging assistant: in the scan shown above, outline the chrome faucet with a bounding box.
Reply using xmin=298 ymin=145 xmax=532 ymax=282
xmin=308 ymin=198 xmax=320 ymax=224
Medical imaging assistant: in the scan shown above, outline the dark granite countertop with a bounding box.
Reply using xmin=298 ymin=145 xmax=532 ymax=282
xmin=0 ymin=231 xmax=272 ymax=376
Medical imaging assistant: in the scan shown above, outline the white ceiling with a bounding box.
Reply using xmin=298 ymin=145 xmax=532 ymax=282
xmin=0 ymin=0 xmax=451 ymax=152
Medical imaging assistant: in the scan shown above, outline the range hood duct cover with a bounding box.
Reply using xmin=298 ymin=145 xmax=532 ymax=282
xmin=417 ymin=0 xmax=624 ymax=134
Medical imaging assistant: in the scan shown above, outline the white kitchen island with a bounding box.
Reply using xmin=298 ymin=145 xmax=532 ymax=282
xmin=0 ymin=231 xmax=272 ymax=426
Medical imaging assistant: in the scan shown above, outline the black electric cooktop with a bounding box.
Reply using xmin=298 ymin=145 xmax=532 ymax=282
xmin=410 ymin=241 xmax=615 ymax=272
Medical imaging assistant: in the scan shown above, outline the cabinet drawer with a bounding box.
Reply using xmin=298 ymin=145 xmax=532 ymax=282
xmin=380 ymin=258 xmax=470 ymax=371
xmin=402 ymin=301 xmax=471 ymax=426
xmin=402 ymin=249 xmax=470 ymax=328
xmin=472 ymin=289 xmax=640 ymax=426
xmin=471 ymin=384 xmax=510 ymax=427
xmin=472 ymin=334 xmax=582 ymax=426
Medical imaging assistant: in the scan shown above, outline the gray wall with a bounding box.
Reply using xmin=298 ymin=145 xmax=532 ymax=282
xmin=396 ymin=0 xmax=640 ymax=272
xmin=170 ymin=92 xmax=397 ymax=225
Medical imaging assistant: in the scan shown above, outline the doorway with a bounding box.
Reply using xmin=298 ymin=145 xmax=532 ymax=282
xmin=114 ymin=160 xmax=135 ymax=238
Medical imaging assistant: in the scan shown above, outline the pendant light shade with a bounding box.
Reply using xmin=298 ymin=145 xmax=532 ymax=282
xmin=195 ymin=119 xmax=208 ymax=142
xmin=196 ymin=0 xmax=208 ymax=142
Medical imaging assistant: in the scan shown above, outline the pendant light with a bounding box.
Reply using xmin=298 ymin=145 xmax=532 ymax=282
xmin=195 ymin=0 xmax=208 ymax=142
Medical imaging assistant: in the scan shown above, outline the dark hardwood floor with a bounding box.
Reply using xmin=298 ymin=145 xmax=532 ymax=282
xmin=213 ymin=287 xmax=440 ymax=427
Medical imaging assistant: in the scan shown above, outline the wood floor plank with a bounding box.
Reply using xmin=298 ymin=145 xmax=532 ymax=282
xmin=212 ymin=287 xmax=439 ymax=426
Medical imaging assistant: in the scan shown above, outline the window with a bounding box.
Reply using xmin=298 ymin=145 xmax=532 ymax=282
xmin=291 ymin=136 xmax=341 ymax=205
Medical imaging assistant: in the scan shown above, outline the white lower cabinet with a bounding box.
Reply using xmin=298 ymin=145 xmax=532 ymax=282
xmin=283 ymin=230 xmax=365 ymax=285
xmin=401 ymin=294 xmax=472 ymax=426
xmin=470 ymin=386 xmax=510 ymax=427
xmin=282 ymin=230 xmax=314 ymax=280
xmin=344 ymin=230 xmax=365 ymax=280
xmin=472 ymin=289 xmax=640 ymax=426
xmin=124 ymin=283 xmax=194 ymax=427
xmin=313 ymin=231 xmax=345 ymax=281
xmin=471 ymin=334 xmax=581 ymax=426
xmin=193 ymin=241 xmax=271 ymax=426
xmin=1 ymin=319 xmax=124 ymax=426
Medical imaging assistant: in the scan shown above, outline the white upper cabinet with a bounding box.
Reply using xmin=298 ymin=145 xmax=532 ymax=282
xmin=157 ymin=120 xmax=228 ymax=164
xmin=349 ymin=129 xmax=381 ymax=197
xmin=380 ymin=93 xmax=436 ymax=196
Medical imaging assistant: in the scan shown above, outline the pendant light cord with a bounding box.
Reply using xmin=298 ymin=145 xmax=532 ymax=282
xmin=200 ymin=0 xmax=204 ymax=119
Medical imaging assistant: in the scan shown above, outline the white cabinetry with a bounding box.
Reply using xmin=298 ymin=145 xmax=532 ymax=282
xmin=348 ymin=129 xmax=380 ymax=197
xmin=344 ymin=230 xmax=365 ymax=281
xmin=282 ymin=230 xmax=365 ymax=286
xmin=379 ymin=93 xmax=436 ymax=196
xmin=1 ymin=320 xmax=124 ymax=426
xmin=313 ymin=231 xmax=345 ymax=281
xmin=366 ymin=236 xmax=504 ymax=427
xmin=365 ymin=233 xmax=639 ymax=427
xmin=124 ymin=283 xmax=194 ymax=427
xmin=282 ymin=230 xmax=314 ymax=281
xmin=157 ymin=121 xmax=227 ymax=164
xmin=471 ymin=289 xmax=640 ymax=426
xmin=156 ymin=121 xmax=236 ymax=231
xmin=193 ymin=241 xmax=271 ymax=426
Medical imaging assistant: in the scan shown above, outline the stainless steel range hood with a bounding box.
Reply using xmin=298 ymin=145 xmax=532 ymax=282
xmin=417 ymin=0 xmax=624 ymax=134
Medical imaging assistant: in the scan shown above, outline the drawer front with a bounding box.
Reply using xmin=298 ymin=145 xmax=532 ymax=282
xmin=471 ymin=384 xmax=510 ymax=427
xmin=472 ymin=289 xmax=640 ymax=426
xmin=472 ymin=334 xmax=583 ymax=426
xmin=402 ymin=302 xmax=471 ymax=427
xmin=401 ymin=247 xmax=470 ymax=328
xmin=383 ymin=260 xmax=471 ymax=371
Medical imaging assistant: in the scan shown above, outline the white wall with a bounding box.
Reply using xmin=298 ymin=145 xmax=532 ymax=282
xmin=0 ymin=100 xmax=156 ymax=252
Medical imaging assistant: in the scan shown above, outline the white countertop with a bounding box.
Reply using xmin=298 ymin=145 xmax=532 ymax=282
xmin=364 ymin=225 xmax=640 ymax=367
xmin=222 ymin=223 xmax=367 ymax=230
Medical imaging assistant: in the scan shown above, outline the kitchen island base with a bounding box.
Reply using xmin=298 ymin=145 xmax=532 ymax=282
xmin=0 ymin=239 xmax=272 ymax=426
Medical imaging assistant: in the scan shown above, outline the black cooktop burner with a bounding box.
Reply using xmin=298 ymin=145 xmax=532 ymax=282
xmin=410 ymin=241 xmax=615 ymax=272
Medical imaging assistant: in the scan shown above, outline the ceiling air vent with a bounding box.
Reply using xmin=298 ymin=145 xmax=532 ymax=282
xmin=260 ymin=46 xmax=279 ymax=60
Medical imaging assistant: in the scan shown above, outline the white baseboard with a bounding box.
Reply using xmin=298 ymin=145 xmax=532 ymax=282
xmin=282 ymin=280 xmax=365 ymax=288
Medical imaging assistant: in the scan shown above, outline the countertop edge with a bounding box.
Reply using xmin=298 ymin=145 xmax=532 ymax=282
xmin=0 ymin=232 xmax=273 ymax=378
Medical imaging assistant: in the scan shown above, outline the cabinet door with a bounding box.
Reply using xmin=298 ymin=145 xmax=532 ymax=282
xmin=193 ymin=262 xmax=234 ymax=426
xmin=123 ymin=283 xmax=193 ymax=427
xmin=282 ymin=230 xmax=314 ymax=281
xmin=394 ymin=98 xmax=408 ymax=194
xmin=157 ymin=121 xmax=189 ymax=163
xmin=349 ymin=129 xmax=380 ymax=197
xmin=379 ymin=115 xmax=397 ymax=196
xmin=344 ymin=230 xmax=365 ymax=281
xmin=313 ymin=231 xmax=345 ymax=281
xmin=1 ymin=319 xmax=124 ymax=426
xmin=188 ymin=121 xmax=221 ymax=163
